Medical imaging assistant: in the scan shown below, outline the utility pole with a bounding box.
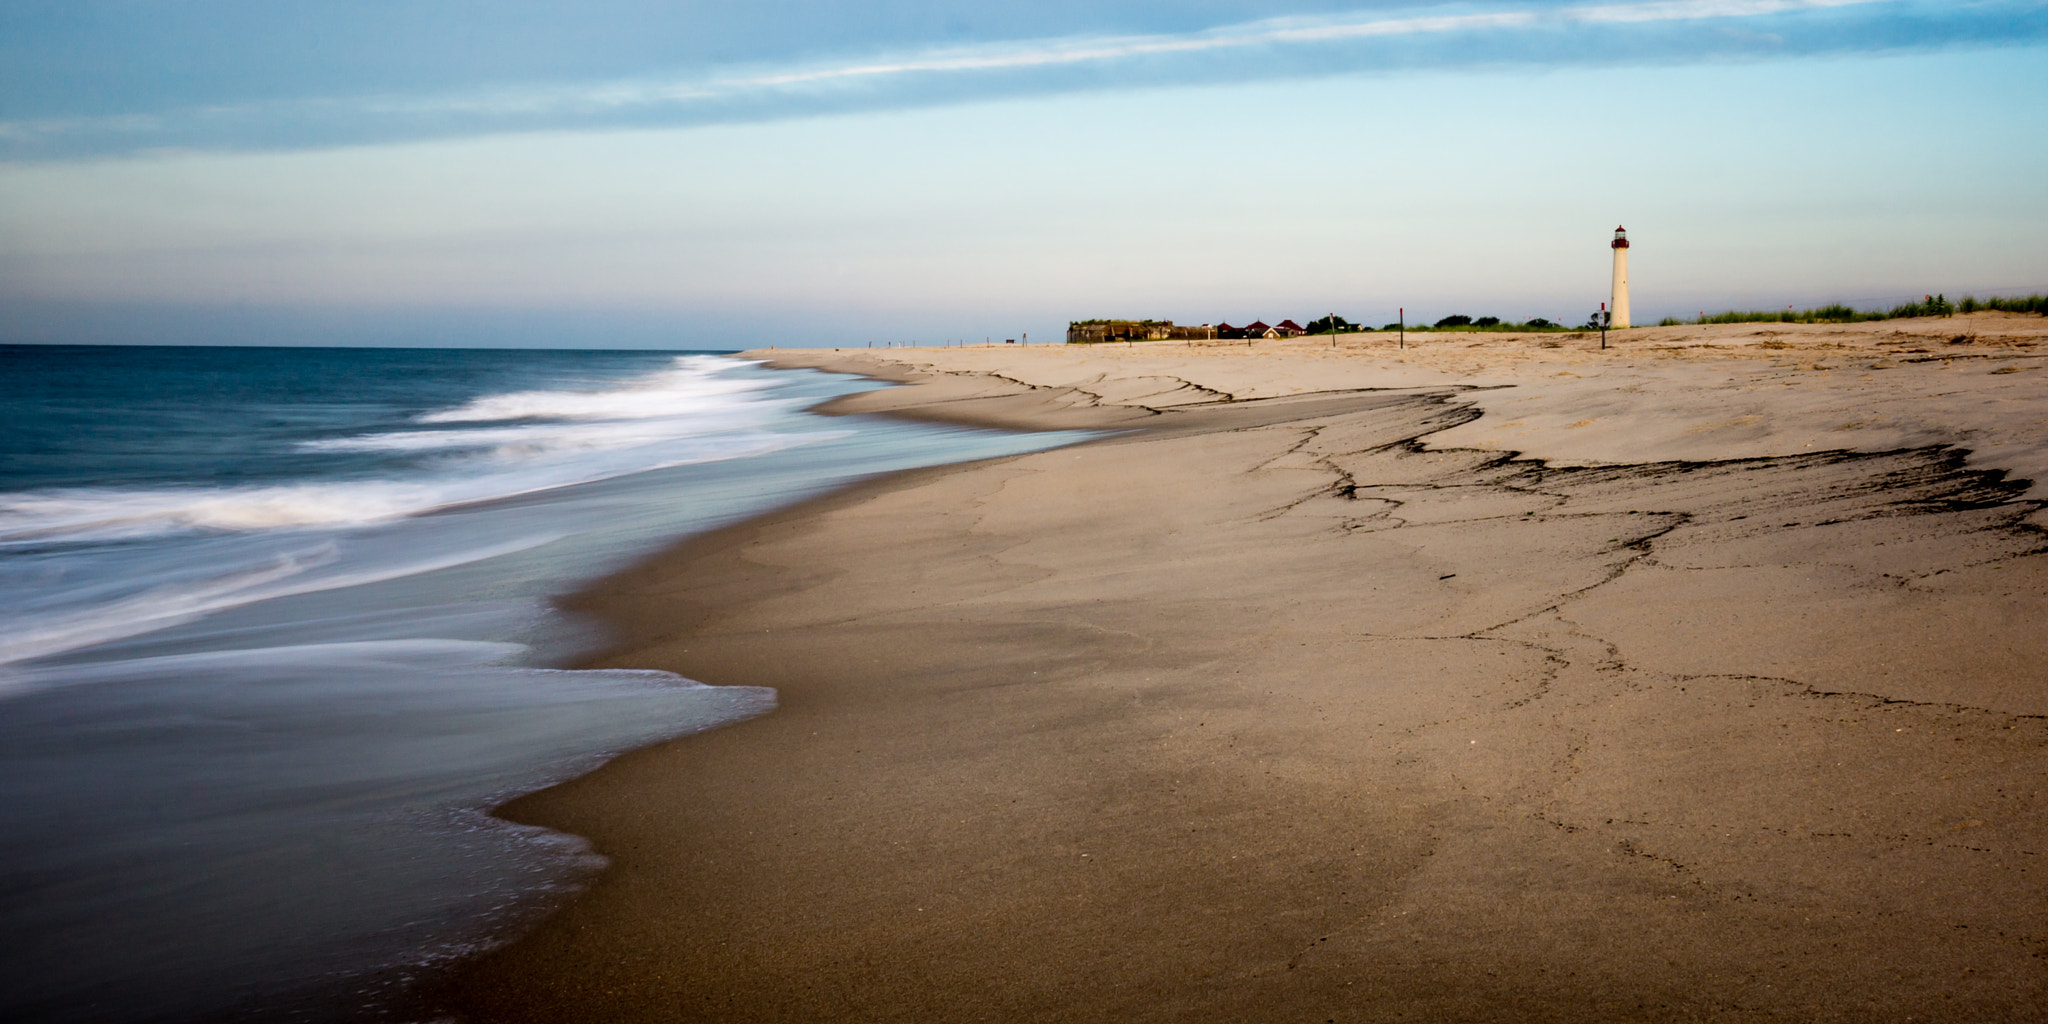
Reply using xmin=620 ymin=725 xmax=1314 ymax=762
xmin=1399 ymin=308 xmax=1405 ymax=351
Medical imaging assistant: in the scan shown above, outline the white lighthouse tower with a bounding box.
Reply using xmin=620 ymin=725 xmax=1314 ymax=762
xmin=1609 ymin=225 xmax=1631 ymax=330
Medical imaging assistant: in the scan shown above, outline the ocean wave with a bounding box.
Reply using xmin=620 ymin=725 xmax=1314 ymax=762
xmin=7 ymin=638 xmax=534 ymax=689
xmin=0 ymin=535 xmax=563 ymax=675
xmin=0 ymin=355 xmax=820 ymax=544
xmin=304 ymin=357 xmax=793 ymax=460
xmin=0 ymin=431 xmax=838 ymax=543
xmin=299 ymin=412 xmax=788 ymax=458
xmin=418 ymin=355 xmax=772 ymax=424
xmin=0 ymin=353 xmax=864 ymax=673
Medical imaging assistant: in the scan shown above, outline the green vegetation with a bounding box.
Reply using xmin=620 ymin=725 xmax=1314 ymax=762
xmin=1306 ymin=315 xmax=1367 ymax=334
xmin=1671 ymin=292 xmax=2045 ymax=326
xmin=1397 ymin=316 xmax=1574 ymax=333
xmin=1690 ymin=302 xmax=1901 ymax=324
xmin=1959 ymin=293 xmax=2048 ymax=315
xmin=1080 ymin=292 xmax=2043 ymax=341
xmin=1432 ymin=314 xmax=1516 ymax=328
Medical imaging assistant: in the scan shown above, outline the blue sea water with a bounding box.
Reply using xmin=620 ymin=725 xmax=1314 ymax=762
xmin=0 ymin=345 xmax=1083 ymax=1023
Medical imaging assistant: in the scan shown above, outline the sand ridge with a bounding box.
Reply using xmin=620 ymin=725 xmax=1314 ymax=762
xmin=442 ymin=318 xmax=2048 ymax=1023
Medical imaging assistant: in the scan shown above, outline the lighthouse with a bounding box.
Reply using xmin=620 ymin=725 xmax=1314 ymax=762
xmin=1609 ymin=225 xmax=1631 ymax=330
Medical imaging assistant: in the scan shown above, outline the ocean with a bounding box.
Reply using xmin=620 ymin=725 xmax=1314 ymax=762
xmin=0 ymin=344 xmax=1082 ymax=1023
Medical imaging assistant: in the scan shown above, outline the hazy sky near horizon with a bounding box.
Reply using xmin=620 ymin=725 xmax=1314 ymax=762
xmin=3 ymin=0 xmax=2045 ymax=347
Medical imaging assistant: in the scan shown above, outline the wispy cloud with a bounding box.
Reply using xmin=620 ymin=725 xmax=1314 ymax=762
xmin=2 ymin=0 xmax=2039 ymax=158
xmin=498 ymin=0 xmax=1879 ymax=110
xmin=750 ymin=0 xmax=1881 ymax=84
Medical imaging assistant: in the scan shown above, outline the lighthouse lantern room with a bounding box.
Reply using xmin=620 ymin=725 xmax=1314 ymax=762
xmin=1609 ymin=225 xmax=1631 ymax=330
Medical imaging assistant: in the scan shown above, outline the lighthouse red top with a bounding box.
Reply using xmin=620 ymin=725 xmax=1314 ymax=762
xmin=1612 ymin=225 xmax=1630 ymax=249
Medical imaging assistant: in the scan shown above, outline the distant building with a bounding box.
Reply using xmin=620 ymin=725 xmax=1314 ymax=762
xmin=1072 ymin=317 xmax=1315 ymax=342
xmin=1066 ymin=320 xmax=1218 ymax=343
xmin=1223 ymin=320 xmax=1305 ymax=339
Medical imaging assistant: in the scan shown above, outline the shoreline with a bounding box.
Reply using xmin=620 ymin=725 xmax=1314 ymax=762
xmin=438 ymin=323 xmax=2048 ymax=1022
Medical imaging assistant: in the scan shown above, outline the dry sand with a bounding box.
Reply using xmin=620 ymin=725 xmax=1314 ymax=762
xmin=441 ymin=315 xmax=2048 ymax=1023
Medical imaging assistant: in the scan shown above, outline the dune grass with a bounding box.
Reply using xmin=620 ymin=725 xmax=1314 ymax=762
xmin=1959 ymin=293 xmax=2048 ymax=315
xmin=1659 ymin=292 xmax=2046 ymax=328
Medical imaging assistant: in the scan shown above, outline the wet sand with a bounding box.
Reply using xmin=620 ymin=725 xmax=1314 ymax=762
xmin=441 ymin=316 xmax=2048 ymax=1023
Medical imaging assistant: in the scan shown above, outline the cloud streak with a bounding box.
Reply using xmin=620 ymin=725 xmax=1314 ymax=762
xmin=749 ymin=0 xmax=1876 ymax=85
xmin=510 ymin=0 xmax=1881 ymax=109
xmin=2 ymin=0 xmax=2040 ymax=158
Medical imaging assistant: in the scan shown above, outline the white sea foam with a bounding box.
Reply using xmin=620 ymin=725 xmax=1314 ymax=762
xmin=0 ymin=535 xmax=563 ymax=677
xmin=1 ymin=482 xmax=485 ymax=540
xmin=301 ymin=416 xmax=773 ymax=457
xmin=417 ymin=355 xmax=773 ymax=424
xmin=9 ymin=638 xmax=534 ymax=687
xmin=0 ymin=432 xmax=816 ymax=542
xmin=304 ymin=356 xmax=790 ymax=459
xmin=0 ymin=357 xmax=839 ymax=544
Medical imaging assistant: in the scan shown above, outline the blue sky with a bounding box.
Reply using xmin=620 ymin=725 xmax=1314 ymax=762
xmin=2 ymin=1 xmax=2045 ymax=347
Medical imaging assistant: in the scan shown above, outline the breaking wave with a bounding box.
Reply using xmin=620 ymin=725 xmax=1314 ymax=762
xmin=0 ymin=356 xmax=837 ymax=544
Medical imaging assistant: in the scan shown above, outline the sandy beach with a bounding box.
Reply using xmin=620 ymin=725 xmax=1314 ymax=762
xmin=440 ymin=315 xmax=2048 ymax=1023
